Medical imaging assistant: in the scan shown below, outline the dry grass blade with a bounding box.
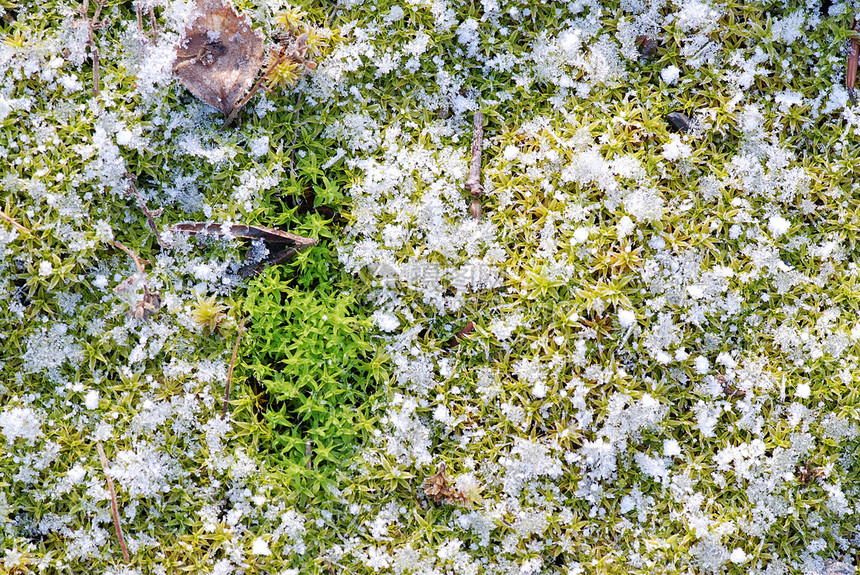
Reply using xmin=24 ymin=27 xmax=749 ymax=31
xmin=96 ymin=441 xmax=130 ymax=563
xmin=173 ymin=0 xmax=264 ymax=116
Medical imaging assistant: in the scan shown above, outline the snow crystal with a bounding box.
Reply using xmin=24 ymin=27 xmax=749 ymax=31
xmin=0 ymin=407 xmax=43 ymax=445
xmin=660 ymin=65 xmax=680 ymax=85
xmin=662 ymin=134 xmax=692 ymax=161
xmin=252 ymin=538 xmax=271 ymax=556
xmin=372 ymin=310 xmax=400 ymax=332
xmin=729 ymin=548 xmax=748 ymax=564
xmin=618 ymin=309 xmax=636 ymax=328
xmin=616 ymin=215 xmax=634 ymax=238
xmin=22 ymin=324 xmax=83 ymax=374
xmin=624 ymin=187 xmax=664 ymax=222
xmin=694 ymin=401 xmax=720 ymax=437
xmin=768 ymin=215 xmax=790 ymax=238
xmin=84 ymin=390 xmax=99 ymax=410
xmin=770 ymin=11 xmax=805 ymax=44
xmin=663 ymin=439 xmax=681 ymax=457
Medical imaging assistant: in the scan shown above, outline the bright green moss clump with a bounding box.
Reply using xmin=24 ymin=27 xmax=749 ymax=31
xmin=241 ymin=255 xmax=385 ymax=473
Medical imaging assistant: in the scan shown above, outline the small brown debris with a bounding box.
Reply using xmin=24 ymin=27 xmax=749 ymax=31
xmin=469 ymin=199 xmax=482 ymax=220
xmin=716 ymin=374 xmax=746 ymax=398
xmin=666 ymin=111 xmax=693 ymax=133
xmin=129 ymin=285 xmax=162 ymax=320
xmin=635 ymin=34 xmax=658 ymax=58
xmin=423 ymin=462 xmax=467 ymax=505
xmin=446 ymin=321 xmax=475 ymax=348
xmin=796 ymin=463 xmax=828 ymax=484
xmin=173 ymin=0 xmax=265 ymax=116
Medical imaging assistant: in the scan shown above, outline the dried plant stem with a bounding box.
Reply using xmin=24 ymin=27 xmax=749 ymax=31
xmin=111 ymin=240 xmax=149 ymax=274
xmin=305 ymin=438 xmax=314 ymax=470
xmin=224 ymin=34 xmax=310 ymax=129
xmin=464 ymin=111 xmax=485 ymax=196
xmin=81 ymin=0 xmax=108 ymax=96
xmin=849 ymin=18 xmax=860 ymax=104
xmin=0 ymin=210 xmax=31 ymax=234
xmin=222 ymin=317 xmax=246 ymax=418
xmin=223 ymin=54 xmax=289 ymax=129
xmin=96 ymin=441 xmax=130 ymax=563
xmin=149 ymin=8 xmax=158 ymax=43
xmin=125 ymin=176 xmax=165 ymax=246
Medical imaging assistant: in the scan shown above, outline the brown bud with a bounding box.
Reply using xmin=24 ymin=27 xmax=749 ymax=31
xmin=470 ymin=199 xmax=482 ymax=220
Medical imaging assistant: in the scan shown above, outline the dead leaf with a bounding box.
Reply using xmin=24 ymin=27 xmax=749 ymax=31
xmin=171 ymin=221 xmax=317 ymax=278
xmin=173 ymin=0 xmax=264 ymax=115
xmin=423 ymin=463 xmax=467 ymax=505
xmin=170 ymin=222 xmax=317 ymax=248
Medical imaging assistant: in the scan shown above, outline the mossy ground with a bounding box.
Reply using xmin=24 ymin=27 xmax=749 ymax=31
xmin=2 ymin=0 xmax=860 ymax=574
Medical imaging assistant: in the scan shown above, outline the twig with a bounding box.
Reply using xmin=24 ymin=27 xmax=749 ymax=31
xmin=0 ymin=209 xmax=31 ymax=234
xmin=96 ymin=441 xmax=130 ymax=563
xmin=136 ymin=3 xmax=143 ymax=35
xmin=464 ymin=111 xmax=485 ymax=196
xmin=305 ymin=438 xmax=313 ymax=470
xmin=125 ymin=176 xmax=165 ymax=247
xmin=222 ymin=317 xmax=246 ymax=417
xmin=80 ymin=0 xmax=108 ymax=96
xmin=111 ymin=240 xmax=149 ymax=275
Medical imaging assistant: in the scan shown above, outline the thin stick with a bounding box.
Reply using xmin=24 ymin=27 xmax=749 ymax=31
xmin=96 ymin=441 xmax=130 ymax=563
xmin=125 ymin=176 xmax=165 ymax=246
xmin=464 ymin=111 xmax=485 ymax=196
xmin=222 ymin=317 xmax=246 ymax=418
xmin=111 ymin=240 xmax=149 ymax=274
xmin=0 ymin=210 xmax=31 ymax=234
xmin=79 ymin=0 xmax=107 ymax=96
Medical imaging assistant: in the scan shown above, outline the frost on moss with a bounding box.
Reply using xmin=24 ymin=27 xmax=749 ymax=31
xmin=3 ymin=0 xmax=860 ymax=573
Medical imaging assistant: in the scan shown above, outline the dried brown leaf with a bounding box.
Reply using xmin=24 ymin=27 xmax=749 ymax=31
xmin=170 ymin=221 xmax=317 ymax=248
xmin=173 ymin=0 xmax=264 ymax=115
